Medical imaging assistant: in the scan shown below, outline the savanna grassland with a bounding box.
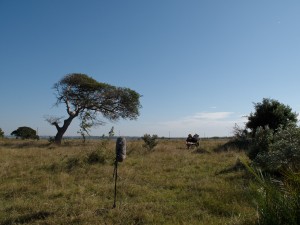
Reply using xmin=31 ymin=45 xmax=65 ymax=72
xmin=0 ymin=138 xmax=257 ymax=225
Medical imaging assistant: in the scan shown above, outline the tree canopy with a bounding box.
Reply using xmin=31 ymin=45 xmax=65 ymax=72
xmin=11 ymin=126 xmax=39 ymax=140
xmin=246 ymin=98 xmax=298 ymax=135
xmin=47 ymin=73 xmax=142 ymax=144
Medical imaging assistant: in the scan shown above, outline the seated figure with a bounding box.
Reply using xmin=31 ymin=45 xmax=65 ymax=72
xmin=186 ymin=134 xmax=193 ymax=142
xmin=186 ymin=133 xmax=199 ymax=149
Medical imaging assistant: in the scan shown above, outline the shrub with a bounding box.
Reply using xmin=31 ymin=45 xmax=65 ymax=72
xmin=253 ymin=124 xmax=300 ymax=173
xmin=86 ymin=150 xmax=106 ymax=164
xmin=48 ymin=136 xmax=55 ymax=144
xmin=65 ymin=157 xmax=80 ymax=171
xmin=247 ymin=126 xmax=273 ymax=161
xmin=236 ymin=98 xmax=300 ymax=174
xmin=218 ymin=124 xmax=251 ymax=152
xmin=142 ymin=134 xmax=158 ymax=151
xmin=0 ymin=128 xmax=4 ymax=138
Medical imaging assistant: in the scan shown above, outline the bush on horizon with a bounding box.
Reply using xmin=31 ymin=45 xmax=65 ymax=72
xmin=0 ymin=128 xmax=4 ymax=138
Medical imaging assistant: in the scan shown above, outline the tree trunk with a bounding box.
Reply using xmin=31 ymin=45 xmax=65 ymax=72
xmin=54 ymin=116 xmax=74 ymax=145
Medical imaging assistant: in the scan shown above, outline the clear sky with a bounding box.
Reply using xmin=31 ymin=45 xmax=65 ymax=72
xmin=1 ymin=0 xmax=300 ymax=138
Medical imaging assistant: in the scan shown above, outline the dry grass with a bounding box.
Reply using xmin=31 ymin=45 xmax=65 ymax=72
xmin=0 ymin=138 xmax=257 ymax=224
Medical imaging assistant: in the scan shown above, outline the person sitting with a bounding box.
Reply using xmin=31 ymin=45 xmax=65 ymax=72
xmin=185 ymin=134 xmax=198 ymax=149
xmin=186 ymin=134 xmax=199 ymax=149
xmin=186 ymin=134 xmax=193 ymax=143
xmin=192 ymin=134 xmax=199 ymax=143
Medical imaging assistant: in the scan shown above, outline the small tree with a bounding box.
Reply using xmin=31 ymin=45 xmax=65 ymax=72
xmin=246 ymin=98 xmax=298 ymax=136
xmin=0 ymin=128 xmax=4 ymax=138
xmin=11 ymin=126 xmax=39 ymax=140
xmin=142 ymin=134 xmax=158 ymax=151
xmin=244 ymin=98 xmax=298 ymax=162
xmin=108 ymin=126 xmax=115 ymax=138
xmin=46 ymin=73 xmax=142 ymax=144
xmin=230 ymin=123 xmax=251 ymax=150
xmin=77 ymin=111 xmax=99 ymax=143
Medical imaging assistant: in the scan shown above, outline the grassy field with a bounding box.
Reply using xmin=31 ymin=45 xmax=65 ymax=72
xmin=0 ymin=138 xmax=257 ymax=225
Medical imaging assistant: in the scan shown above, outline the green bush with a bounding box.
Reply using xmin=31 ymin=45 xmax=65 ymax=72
xmin=220 ymin=124 xmax=251 ymax=151
xmin=247 ymin=126 xmax=273 ymax=161
xmin=253 ymin=124 xmax=300 ymax=173
xmin=86 ymin=150 xmax=106 ymax=164
xmin=0 ymin=128 xmax=4 ymax=138
xmin=246 ymin=98 xmax=298 ymax=136
xmin=142 ymin=134 xmax=158 ymax=151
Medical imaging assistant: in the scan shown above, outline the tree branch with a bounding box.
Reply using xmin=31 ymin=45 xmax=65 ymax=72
xmin=52 ymin=121 xmax=61 ymax=131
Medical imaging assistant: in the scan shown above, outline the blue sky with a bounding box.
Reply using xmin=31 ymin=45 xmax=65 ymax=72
xmin=1 ymin=0 xmax=300 ymax=138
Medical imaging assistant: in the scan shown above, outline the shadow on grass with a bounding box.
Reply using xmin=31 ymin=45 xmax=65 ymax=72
xmin=215 ymin=158 xmax=246 ymax=175
xmin=0 ymin=211 xmax=52 ymax=225
xmin=0 ymin=141 xmax=50 ymax=149
xmin=192 ymin=147 xmax=210 ymax=154
xmin=213 ymin=139 xmax=250 ymax=153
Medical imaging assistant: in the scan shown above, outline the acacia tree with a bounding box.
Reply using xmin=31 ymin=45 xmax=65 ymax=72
xmin=11 ymin=126 xmax=39 ymax=140
xmin=46 ymin=73 xmax=142 ymax=144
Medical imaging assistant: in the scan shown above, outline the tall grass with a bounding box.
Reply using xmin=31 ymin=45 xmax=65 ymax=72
xmin=0 ymin=138 xmax=257 ymax=224
xmin=244 ymin=163 xmax=300 ymax=225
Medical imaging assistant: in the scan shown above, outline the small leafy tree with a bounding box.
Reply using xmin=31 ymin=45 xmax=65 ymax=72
xmin=246 ymin=98 xmax=298 ymax=136
xmin=99 ymin=126 xmax=115 ymax=150
xmin=242 ymin=98 xmax=298 ymax=161
xmin=11 ymin=126 xmax=39 ymax=140
xmin=77 ymin=111 xmax=99 ymax=143
xmin=142 ymin=134 xmax=158 ymax=151
xmin=225 ymin=123 xmax=251 ymax=151
xmin=108 ymin=126 xmax=115 ymax=138
xmin=0 ymin=128 xmax=4 ymax=138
